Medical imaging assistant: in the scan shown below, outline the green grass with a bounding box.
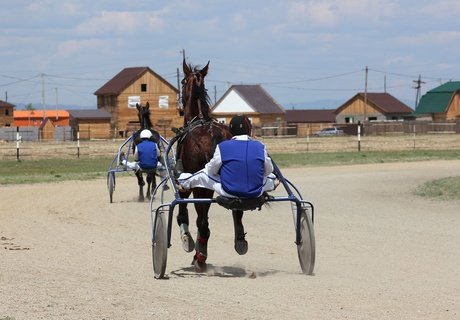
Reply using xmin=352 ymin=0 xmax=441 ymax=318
xmin=0 ymin=157 xmax=113 ymax=185
xmin=415 ymin=176 xmax=460 ymax=201
xmin=270 ymin=149 xmax=460 ymax=167
xmin=0 ymin=149 xmax=459 ymax=185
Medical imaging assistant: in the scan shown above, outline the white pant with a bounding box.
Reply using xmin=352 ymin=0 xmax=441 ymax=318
xmin=178 ymin=169 xmax=277 ymax=198
xmin=122 ymin=160 xmax=167 ymax=180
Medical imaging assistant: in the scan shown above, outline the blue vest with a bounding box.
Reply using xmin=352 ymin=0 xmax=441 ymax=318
xmin=219 ymin=139 xmax=265 ymax=198
xmin=137 ymin=140 xmax=158 ymax=170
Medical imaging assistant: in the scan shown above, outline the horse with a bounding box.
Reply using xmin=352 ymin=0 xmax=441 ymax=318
xmin=132 ymin=102 xmax=161 ymax=202
xmin=174 ymin=59 xmax=234 ymax=272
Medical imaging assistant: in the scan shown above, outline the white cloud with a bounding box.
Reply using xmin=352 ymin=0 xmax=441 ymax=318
xmin=398 ymin=31 xmax=460 ymax=46
xmin=287 ymin=0 xmax=399 ymax=27
xmin=75 ymin=11 xmax=165 ymax=35
xmin=56 ymin=39 xmax=110 ymax=57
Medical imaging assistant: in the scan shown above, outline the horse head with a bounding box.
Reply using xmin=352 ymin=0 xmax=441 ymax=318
xmin=180 ymin=59 xmax=211 ymax=123
xmin=136 ymin=102 xmax=153 ymax=129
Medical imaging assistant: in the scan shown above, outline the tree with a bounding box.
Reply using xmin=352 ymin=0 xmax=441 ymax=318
xmin=25 ymin=103 xmax=35 ymax=111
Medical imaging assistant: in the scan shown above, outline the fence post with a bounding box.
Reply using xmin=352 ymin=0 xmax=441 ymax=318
xmin=77 ymin=131 xmax=80 ymax=158
xmin=357 ymin=125 xmax=361 ymax=152
xmin=413 ymin=124 xmax=416 ymax=150
xmin=16 ymin=127 xmax=20 ymax=161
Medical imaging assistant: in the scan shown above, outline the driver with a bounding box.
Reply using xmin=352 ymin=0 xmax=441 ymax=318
xmin=176 ymin=115 xmax=277 ymax=197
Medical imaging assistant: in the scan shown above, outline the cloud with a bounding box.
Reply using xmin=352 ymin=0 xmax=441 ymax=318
xmin=398 ymin=31 xmax=460 ymax=46
xmin=75 ymin=11 xmax=165 ymax=35
xmin=56 ymin=39 xmax=110 ymax=57
xmin=287 ymin=0 xmax=399 ymax=27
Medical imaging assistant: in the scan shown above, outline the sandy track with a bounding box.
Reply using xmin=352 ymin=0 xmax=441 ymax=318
xmin=1 ymin=160 xmax=459 ymax=319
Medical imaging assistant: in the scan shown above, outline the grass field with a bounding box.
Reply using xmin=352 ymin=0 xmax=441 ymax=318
xmin=1 ymin=149 xmax=460 ymax=201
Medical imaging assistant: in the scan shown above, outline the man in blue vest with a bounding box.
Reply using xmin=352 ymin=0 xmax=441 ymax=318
xmin=177 ymin=115 xmax=277 ymax=255
xmin=177 ymin=115 xmax=276 ymax=197
xmin=121 ymin=129 xmax=160 ymax=171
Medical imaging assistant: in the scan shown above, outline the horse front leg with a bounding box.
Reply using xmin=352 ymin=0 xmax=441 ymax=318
xmin=135 ymin=171 xmax=145 ymax=202
xmin=232 ymin=209 xmax=248 ymax=255
xmin=177 ymin=191 xmax=195 ymax=253
xmin=192 ymin=190 xmax=212 ymax=272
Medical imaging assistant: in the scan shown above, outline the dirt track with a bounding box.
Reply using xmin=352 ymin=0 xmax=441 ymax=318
xmin=1 ymin=160 xmax=460 ymax=319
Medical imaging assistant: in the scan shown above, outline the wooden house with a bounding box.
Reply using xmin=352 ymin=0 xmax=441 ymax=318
xmin=414 ymin=81 xmax=460 ymax=121
xmin=0 ymin=100 xmax=15 ymax=127
xmin=13 ymin=110 xmax=70 ymax=127
xmin=68 ymin=109 xmax=112 ymax=139
xmin=285 ymin=109 xmax=336 ymax=136
xmin=211 ymin=84 xmax=285 ymax=136
xmin=94 ymin=67 xmax=180 ymax=138
xmin=335 ymin=92 xmax=413 ymax=124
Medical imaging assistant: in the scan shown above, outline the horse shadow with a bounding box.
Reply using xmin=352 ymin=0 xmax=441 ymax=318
xmin=168 ymin=264 xmax=281 ymax=279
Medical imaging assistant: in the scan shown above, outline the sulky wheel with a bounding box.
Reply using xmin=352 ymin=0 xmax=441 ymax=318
xmin=152 ymin=209 xmax=168 ymax=279
xmin=296 ymin=208 xmax=316 ymax=275
xmin=107 ymin=171 xmax=115 ymax=203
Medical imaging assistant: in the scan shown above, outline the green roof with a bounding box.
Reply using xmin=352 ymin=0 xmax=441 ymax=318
xmin=415 ymin=81 xmax=460 ymax=115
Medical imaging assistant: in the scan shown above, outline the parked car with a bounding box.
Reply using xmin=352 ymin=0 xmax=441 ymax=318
xmin=313 ymin=127 xmax=344 ymax=136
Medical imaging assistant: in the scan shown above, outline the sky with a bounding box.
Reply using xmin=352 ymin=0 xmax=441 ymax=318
xmin=1 ymin=0 xmax=460 ymax=110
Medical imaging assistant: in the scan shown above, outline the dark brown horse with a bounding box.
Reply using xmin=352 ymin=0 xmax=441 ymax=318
xmin=132 ymin=102 xmax=161 ymax=202
xmin=175 ymin=59 xmax=233 ymax=271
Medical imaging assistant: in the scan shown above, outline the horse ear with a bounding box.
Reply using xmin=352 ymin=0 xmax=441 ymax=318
xmin=200 ymin=61 xmax=210 ymax=77
xmin=136 ymin=103 xmax=141 ymax=111
xmin=183 ymin=58 xmax=192 ymax=77
xmin=145 ymin=102 xmax=150 ymax=109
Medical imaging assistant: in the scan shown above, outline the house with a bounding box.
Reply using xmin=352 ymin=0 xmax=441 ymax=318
xmin=13 ymin=110 xmax=70 ymax=127
xmin=335 ymin=92 xmax=413 ymax=124
xmin=0 ymin=100 xmax=15 ymax=127
xmin=94 ymin=66 xmax=180 ymax=138
xmin=211 ymin=84 xmax=285 ymax=136
xmin=414 ymin=81 xmax=460 ymax=121
xmin=285 ymin=109 xmax=336 ymax=136
xmin=68 ymin=109 xmax=112 ymax=140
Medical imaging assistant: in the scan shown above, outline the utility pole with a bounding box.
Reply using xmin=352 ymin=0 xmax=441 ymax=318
xmin=214 ymin=85 xmax=217 ymax=105
xmin=384 ymin=74 xmax=387 ymax=93
xmin=364 ymin=66 xmax=368 ymax=124
xmin=413 ymin=74 xmax=425 ymax=110
xmin=55 ymin=87 xmax=59 ymax=121
xmin=41 ymin=73 xmax=46 ymax=121
xmin=5 ymin=91 xmax=7 ymax=102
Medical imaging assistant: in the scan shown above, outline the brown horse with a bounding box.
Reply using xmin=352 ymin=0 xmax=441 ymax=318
xmin=132 ymin=102 xmax=161 ymax=202
xmin=175 ymin=59 xmax=233 ymax=271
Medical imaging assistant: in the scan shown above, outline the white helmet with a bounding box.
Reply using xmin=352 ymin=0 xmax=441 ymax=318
xmin=140 ymin=129 xmax=152 ymax=139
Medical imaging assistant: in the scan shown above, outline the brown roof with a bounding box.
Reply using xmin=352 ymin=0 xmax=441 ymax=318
xmin=336 ymin=92 xmax=413 ymax=114
xmin=215 ymin=84 xmax=285 ymax=114
xmin=94 ymin=67 xmax=178 ymax=95
xmin=285 ymin=109 xmax=336 ymax=123
xmin=68 ymin=109 xmax=111 ymax=119
xmin=0 ymin=100 xmax=15 ymax=108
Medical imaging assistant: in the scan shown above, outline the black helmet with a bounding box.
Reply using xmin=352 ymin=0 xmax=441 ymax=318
xmin=229 ymin=115 xmax=252 ymax=136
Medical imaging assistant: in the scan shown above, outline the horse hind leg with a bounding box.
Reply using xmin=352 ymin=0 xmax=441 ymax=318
xmin=233 ymin=209 xmax=248 ymax=255
xmin=136 ymin=171 xmax=145 ymax=202
xmin=146 ymin=172 xmax=156 ymax=200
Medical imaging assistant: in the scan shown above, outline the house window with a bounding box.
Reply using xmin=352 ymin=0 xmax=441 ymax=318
xmin=128 ymin=96 xmax=141 ymax=108
xmin=5 ymin=109 xmax=9 ymax=116
xmin=141 ymin=84 xmax=147 ymax=92
xmin=159 ymin=96 xmax=169 ymax=109
xmin=345 ymin=117 xmax=353 ymax=123
xmin=368 ymin=117 xmax=377 ymax=121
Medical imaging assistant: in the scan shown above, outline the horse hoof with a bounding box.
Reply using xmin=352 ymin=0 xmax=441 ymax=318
xmin=234 ymin=238 xmax=248 ymax=255
xmin=138 ymin=196 xmax=144 ymax=202
xmin=192 ymin=252 xmax=207 ymax=273
xmin=181 ymin=232 xmax=195 ymax=252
